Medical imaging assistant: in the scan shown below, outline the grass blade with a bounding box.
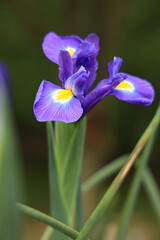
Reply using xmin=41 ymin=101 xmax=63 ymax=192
xmin=17 ymin=203 xmax=83 ymax=240
xmin=82 ymin=154 xmax=128 ymax=193
xmin=40 ymin=226 xmax=53 ymax=240
xmin=40 ymin=153 xmax=126 ymax=239
xmin=62 ymin=118 xmax=86 ymax=217
xmin=54 ymin=121 xmax=76 ymax=178
xmin=47 ymin=118 xmax=86 ymax=239
xmin=115 ymin=128 xmax=157 ymax=240
xmin=76 ymin=178 xmax=84 ymax=231
xmin=47 ymin=121 xmax=70 ymax=240
xmin=75 ymin=104 xmax=160 ymax=240
xmin=143 ymin=167 xmax=160 ymax=225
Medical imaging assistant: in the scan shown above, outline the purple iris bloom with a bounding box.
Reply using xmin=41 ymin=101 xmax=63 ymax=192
xmin=34 ymin=51 xmax=154 ymax=123
xmin=34 ymin=51 xmax=89 ymax=123
xmin=42 ymin=31 xmax=99 ymax=94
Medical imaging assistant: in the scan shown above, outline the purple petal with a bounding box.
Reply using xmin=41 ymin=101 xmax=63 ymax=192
xmin=82 ymin=76 xmax=123 ymax=115
xmin=60 ymin=34 xmax=82 ymax=49
xmin=42 ymin=32 xmax=82 ymax=64
xmin=111 ymin=74 xmax=155 ymax=106
xmin=107 ymin=57 xmax=123 ymax=80
xmin=65 ymin=66 xmax=89 ymax=97
xmin=75 ymin=41 xmax=96 ymax=61
xmin=75 ymin=41 xmax=99 ymax=94
xmin=85 ymin=33 xmax=100 ymax=54
xmin=42 ymin=32 xmax=62 ymax=64
xmin=34 ymin=80 xmax=83 ymax=123
xmin=58 ymin=51 xmax=73 ymax=84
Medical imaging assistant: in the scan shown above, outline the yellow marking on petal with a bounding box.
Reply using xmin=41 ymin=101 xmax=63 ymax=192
xmin=55 ymin=89 xmax=73 ymax=102
xmin=115 ymin=81 xmax=134 ymax=90
xmin=67 ymin=47 xmax=76 ymax=57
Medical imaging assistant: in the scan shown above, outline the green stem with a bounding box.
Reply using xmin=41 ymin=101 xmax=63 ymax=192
xmin=17 ymin=203 xmax=84 ymax=240
xmin=76 ymin=105 xmax=160 ymax=240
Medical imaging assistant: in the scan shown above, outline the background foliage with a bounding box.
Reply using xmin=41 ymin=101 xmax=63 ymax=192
xmin=0 ymin=0 xmax=159 ymax=239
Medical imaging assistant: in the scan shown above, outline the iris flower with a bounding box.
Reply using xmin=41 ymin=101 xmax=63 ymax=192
xmin=42 ymin=31 xmax=99 ymax=94
xmin=34 ymin=32 xmax=154 ymax=123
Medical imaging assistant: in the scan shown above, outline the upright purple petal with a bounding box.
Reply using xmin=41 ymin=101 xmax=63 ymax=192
xmin=34 ymin=80 xmax=83 ymax=123
xmin=65 ymin=66 xmax=89 ymax=98
xmin=75 ymin=41 xmax=99 ymax=94
xmin=42 ymin=32 xmax=82 ymax=64
xmin=42 ymin=32 xmax=62 ymax=64
xmin=75 ymin=41 xmax=96 ymax=62
xmin=58 ymin=51 xmax=73 ymax=84
xmin=111 ymin=74 xmax=155 ymax=106
xmin=85 ymin=33 xmax=100 ymax=54
xmin=60 ymin=34 xmax=82 ymax=49
xmin=107 ymin=57 xmax=123 ymax=81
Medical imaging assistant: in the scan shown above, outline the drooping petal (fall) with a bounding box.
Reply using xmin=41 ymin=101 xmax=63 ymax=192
xmin=34 ymin=80 xmax=83 ymax=123
xmin=112 ymin=74 xmax=155 ymax=106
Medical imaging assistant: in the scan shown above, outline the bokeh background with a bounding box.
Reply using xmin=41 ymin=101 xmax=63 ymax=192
xmin=0 ymin=0 xmax=160 ymax=239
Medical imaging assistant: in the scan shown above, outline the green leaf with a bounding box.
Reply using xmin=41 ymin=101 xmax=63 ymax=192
xmin=47 ymin=119 xmax=86 ymax=239
xmin=115 ymin=128 xmax=157 ymax=240
xmin=17 ymin=203 xmax=85 ymax=240
xmin=40 ymin=226 xmax=53 ymax=240
xmin=82 ymin=154 xmax=128 ymax=193
xmin=47 ymin=121 xmax=70 ymax=240
xmin=143 ymin=167 xmax=160 ymax=225
xmin=76 ymin=178 xmax=84 ymax=231
xmin=41 ymin=153 xmax=126 ymax=240
xmin=0 ymin=82 xmax=23 ymax=240
xmin=76 ymin=104 xmax=160 ymax=240
xmin=61 ymin=118 xmax=86 ymax=217
xmin=54 ymin=121 xmax=78 ymax=178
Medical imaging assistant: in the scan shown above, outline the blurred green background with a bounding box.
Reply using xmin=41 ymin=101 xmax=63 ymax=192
xmin=0 ymin=0 xmax=160 ymax=239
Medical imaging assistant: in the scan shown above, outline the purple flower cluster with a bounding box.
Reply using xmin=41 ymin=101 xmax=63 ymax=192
xmin=34 ymin=32 xmax=154 ymax=123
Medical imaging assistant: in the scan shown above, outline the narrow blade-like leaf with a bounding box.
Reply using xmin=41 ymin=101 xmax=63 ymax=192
xmin=115 ymin=128 xmax=157 ymax=240
xmin=62 ymin=118 xmax=86 ymax=217
xmin=47 ymin=121 xmax=70 ymax=240
xmin=82 ymin=154 xmax=128 ymax=193
xmin=76 ymin=104 xmax=160 ymax=240
xmin=143 ymin=167 xmax=160 ymax=225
